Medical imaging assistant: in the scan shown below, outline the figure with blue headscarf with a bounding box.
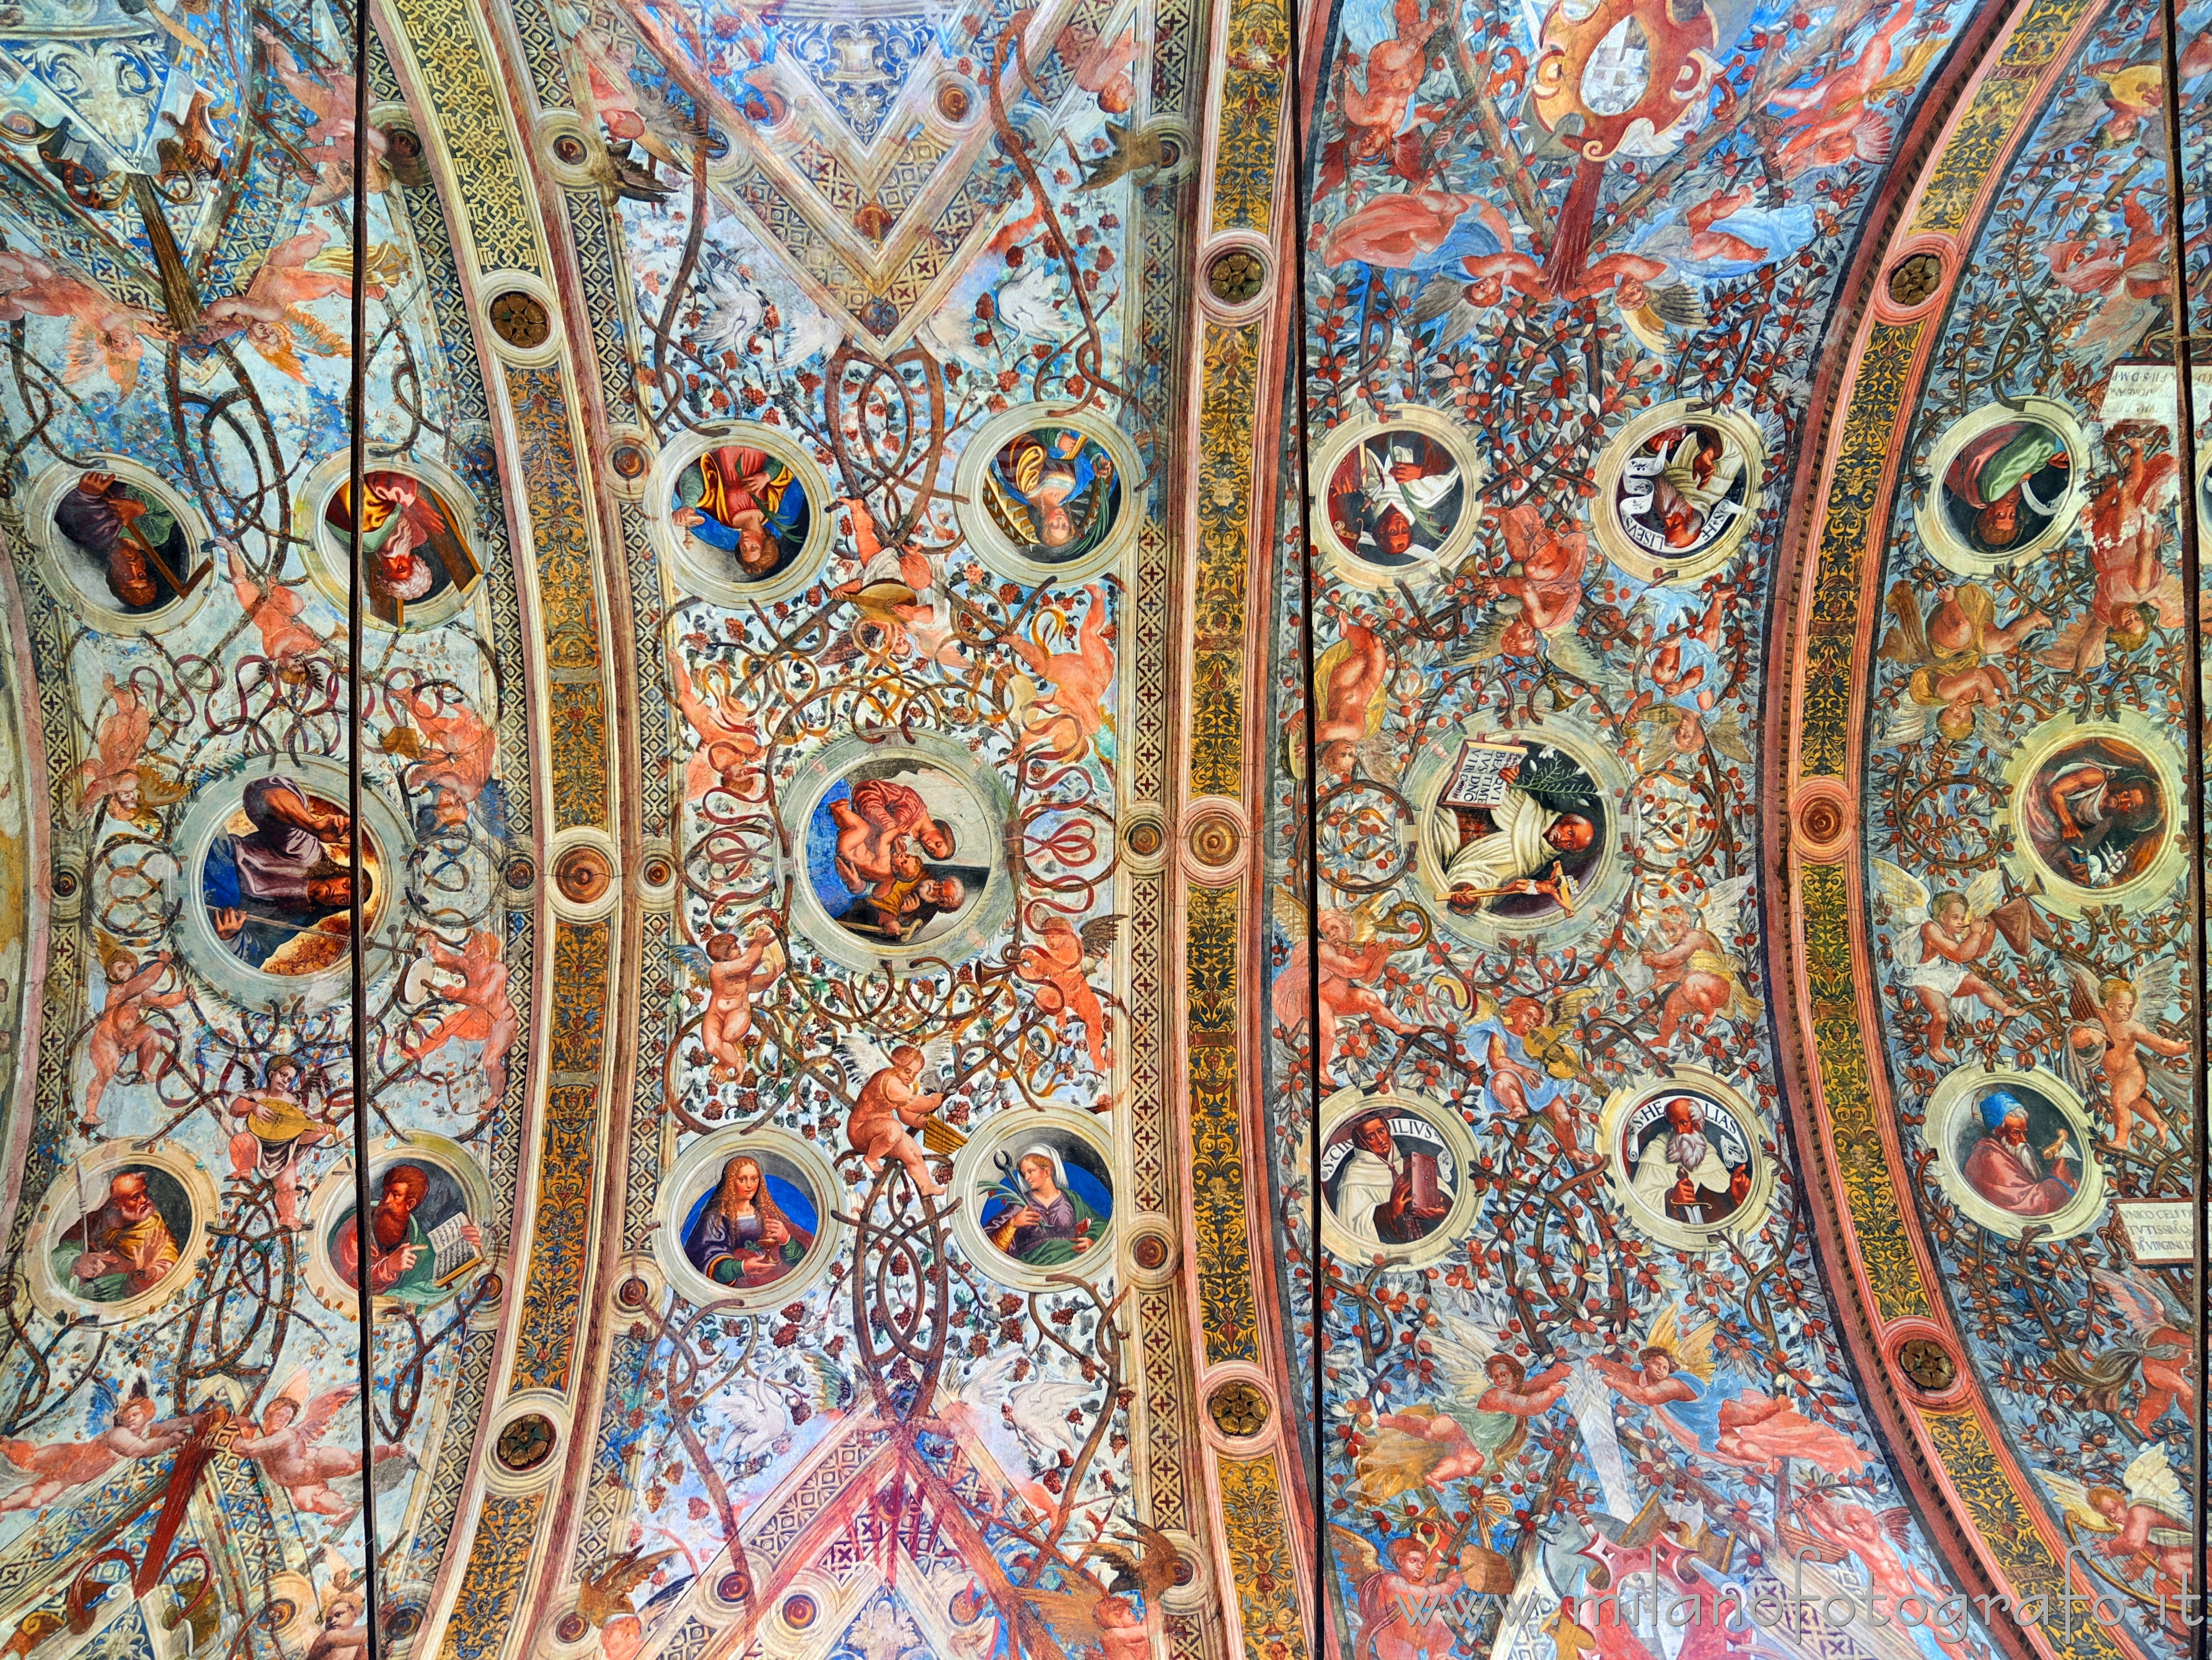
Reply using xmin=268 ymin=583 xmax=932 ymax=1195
xmin=1961 ymin=1088 xmax=2075 ymax=1217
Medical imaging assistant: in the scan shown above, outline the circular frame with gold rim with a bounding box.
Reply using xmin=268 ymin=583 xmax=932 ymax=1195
xmin=1313 ymin=1086 xmax=1479 ymax=1270
xmin=1589 ymin=399 xmax=1765 ymax=584
xmin=1996 ymin=711 xmax=2186 ymax=917
xmin=1307 ymin=406 xmax=1481 ymax=588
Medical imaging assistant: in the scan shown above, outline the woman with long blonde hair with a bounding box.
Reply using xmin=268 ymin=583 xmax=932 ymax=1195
xmin=686 ymin=1154 xmax=812 ymax=1288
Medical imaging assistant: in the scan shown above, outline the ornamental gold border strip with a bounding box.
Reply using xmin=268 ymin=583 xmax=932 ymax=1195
xmin=1776 ymin=1 xmax=2141 ymax=1653
xmin=1907 ymin=0 xmax=2099 ymax=234
xmin=1186 ymin=0 xmax=1310 ymax=1643
xmin=377 ymin=0 xmax=625 ymax=1653
xmin=438 ymin=1493 xmax=551 ymax=1660
xmin=1209 ymin=0 xmax=1288 ymax=230
xmin=506 ymin=363 xmax=613 ymax=828
xmin=1218 ymin=1454 xmax=1312 ymax=1660
xmin=1191 ymin=321 xmax=1263 ymax=797
xmin=1187 ymin=882 xmax=1260 ymax=1366
xmin=507 ymin=921 xmax=612 ymax=1390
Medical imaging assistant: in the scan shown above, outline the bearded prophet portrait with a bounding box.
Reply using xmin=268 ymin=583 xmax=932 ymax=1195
xmin=1622 ymin=1092 xmax=1755 ymax=1229
xmin=981 ymin=427 xmax=1122 ymax=562
xmin=200 ymin=776 xmax=380 ymax=977
xmin=2018 ymin=735 xmax=2168 ymax=892
xmin=673 ymin=444 xmax=810 ymax=581
xmin=54 ymin=471 xmax=204 ymax=614
xmin=1423 ymin=738 xmax=1604 ymax=922
xmin=1956 ymin=1085 xmax=2079 ymax=1220
xmin=331 ymin=1159 xmax=483 ymax=1304
xmin=1939 ymin=418 xmax=2072 ymax=557
xmin=324 ymin=471 xmax=478 ymax=622
xmin=1325 ymin=431 xmax=1465 ymax=568
xmin=1614 ymin=422 xmax=1750 ymax=559
xmin=52 ymin=1167 xmax=188 ymax=1304
xmin=681 ymin=1151 xmax=819 ymax=1289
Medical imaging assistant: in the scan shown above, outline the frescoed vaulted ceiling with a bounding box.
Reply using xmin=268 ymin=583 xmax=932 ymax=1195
xmin=0 ymin=0 xmax=2202 ymax=1657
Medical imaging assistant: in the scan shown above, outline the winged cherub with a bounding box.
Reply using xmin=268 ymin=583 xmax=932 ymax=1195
xmin=1358 ymin=1363 xmax=1573 ymax=1503
xmin=79 ymin=674 xmax=152 ymax=823
xmin=1326 ymin=1529 xmax=1473 ymax=1660
xmin=1463 ymin=510 xmax=1613 ymax=691
xmin=1017 ymin=1525 xmax=1184 ymax=1660
xmin=0 ymin=1378 xmax=193 ymax=1512
xmin=2039 ymin=437 xmax=2183 ymax=674
xmin=2041 ymin=1446 xmax=2193 ymax=1610
xmin=1009 ymin=585 xmax=1115 ymax=762
xmin=667 ymin=655 xmax=764 ymax=803
xmin=1270 ymin=886 xmax=1421 ymax=1086
xmin=1633 ymin=704 xmax=1750 ymax=776
xmin=1491 ymin=506 xmax=1589 ymax=644
xmin=83 ymin=948 xmax=188 ymax=1127
xmin=2083 ymin=1267 xmax=2194 ymax=1437
xmin=1634 ymin=877 xmax=1760 ymax=1046
xmin=1594 ymin=1306 xmax=1867 ymax=1477
xmin=2065 ymin=959 xmax=2187 ymax=1149
xmin=1875 ymin=579 xmax=2049 ymax=744
xmin=677 ymin=927 xmax=783 ymax=1082
xmin=576 ymin=1547 xmax=678 ymax=1660
xmin=1792 ymin=1495 xmax=1980 ymax=1660
xmin=1869 ymin=862 xmax=2039 ymax=1061
xmin=0 ymin=248 xmax=162 ymax=397
xmin=390 ymin=686 xmax=495 ymax=824
xmin=226 ymin=544 xmax=326 ymax=680
xmin=403 ymin=930 xmax=521 ymax=1102
xmin=196 ymin=227 xmax=361 ymax=380
xmin=234 ymin=1374 xmax=405 ymax=1519
xmin=1016 ymin=912 xmax=1120 ymax=1071
xmin=256 ymin=27 xmax=389 ymax=203
xmin=833 ymin=1035 xmax=956 ymax=1196
xmin=1312 ymin=622 xmax=1392 ymax=783
xmin=1765 ymin=0 xmax=1923 ymax=177
xmin=1499 ymin=989 xmax=1599 ymax=1078
xmin=1474 ymin=1006 xmax=1582 ymax=1152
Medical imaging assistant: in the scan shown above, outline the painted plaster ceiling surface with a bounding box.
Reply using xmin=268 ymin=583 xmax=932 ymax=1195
xmin=1293 ymin=0 xmax=2212 ymax=1656
xmin=0 ymin=0 xmax=2200 ymax=1654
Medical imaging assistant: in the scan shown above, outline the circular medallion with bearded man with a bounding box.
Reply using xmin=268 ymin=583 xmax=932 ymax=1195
xmin=1592 ymin=401 xmax=1764 ymax=583
xmin=304 ymin=1137 xmax=493 ymax=1313
xmin=324 ymin=470 xmax=480 ymax=625
xmin=1918 ymin=399 xmax=2087 ymax=575
xmin=300 ymin=455 xmax=484 ymax=630
xmin=1402 ymin=720 xmax=1633 ymax=948
xmin=1308 ymin=407 xmax=1481 ymax=585
xmin=1599 ymin=1072 xmax=1774 ymax=1252
xmin=1925 ymin=1066 xmax=2104 ymax=1241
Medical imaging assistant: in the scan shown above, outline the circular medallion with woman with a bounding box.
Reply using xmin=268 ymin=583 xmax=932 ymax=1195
xmin=978 ymin=1143 xmax=1108 ymax=1268
xmin=982 ymin=428 xmax=1122 ymax=564
xmin=683 ymin=1154 xmax=816 ymax=1289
